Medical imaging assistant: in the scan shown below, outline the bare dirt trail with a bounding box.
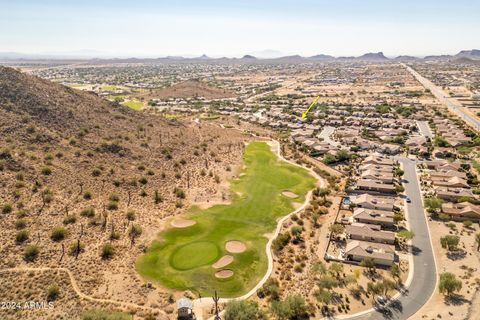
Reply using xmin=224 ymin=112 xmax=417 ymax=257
xmin=0 ymin=267 xmax=169 ymax=318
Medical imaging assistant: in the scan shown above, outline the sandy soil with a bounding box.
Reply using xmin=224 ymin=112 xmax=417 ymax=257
xmin=212 ymin=255 xmax=234 ymax=269
xmin=225 ymin=240 xmax=247 ymax=253
xmin=412 ymin=220 xmax=480 ymax=320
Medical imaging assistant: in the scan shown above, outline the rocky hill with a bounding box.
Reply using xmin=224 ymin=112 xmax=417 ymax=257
xmin=0 ymin=66 xmax=247 ymax=319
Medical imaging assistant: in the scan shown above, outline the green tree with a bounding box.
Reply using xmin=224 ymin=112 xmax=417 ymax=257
xmin=440 ymin=235 xmax=460 ymax=251
xmin=329 ymin=224 xmax=345 ymax=237
xmin=439 ymin=272 xmax=462 ymax=297
xmin=315 ymin=187 xmax=331 ymax=200
xmin=329 ymin=262 xmax=344 ymax=277
xmin=360 ymin=257 xmax=376 ymax=273
xmin=390 ymin=263 xmax=401 ymax=280
xmin=225 ymin=300 xmax=265 ymax=320
xmin=314 ymin=289 xmax=332 ymax=305
xmin=270 ymin=295 xmax=309 ymax=320
xmin=424 ymin=197 xmax=443 ymax=213
xmin=318 ymin=275 xmax=339 ymax=290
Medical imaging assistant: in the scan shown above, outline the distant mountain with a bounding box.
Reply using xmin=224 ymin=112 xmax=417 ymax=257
xmin=356 ymin=52 xmax=389 ymax=61
xmin=196 ymin=54 xmax=211 ymax=60
xmin=394 ymin=55 xmax=419 ymax=61
xmin=309 ymin=54 xmax=335 ymax=61
xmin=241 ymin=55 xmax=257 ymax=60
xmin=423 ymin=55 xmax=452 ymax=61
xmin=452 ymin=57 xmax=480 ymax=65
xmin=455 ymin=49 xmax=480 ymax=60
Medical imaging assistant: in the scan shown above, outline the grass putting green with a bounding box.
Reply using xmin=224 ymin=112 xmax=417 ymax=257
xmin=136 ymin=141 xmax=316 ymax=297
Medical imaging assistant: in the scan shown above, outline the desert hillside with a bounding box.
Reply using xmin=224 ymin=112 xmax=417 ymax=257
xmin=0 ymin=66 xmax=247 ymax=319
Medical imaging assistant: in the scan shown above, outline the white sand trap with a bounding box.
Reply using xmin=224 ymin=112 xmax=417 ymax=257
xmin=215 ymin=269 xmax=234 ymax=279
xmin=171 ymin=219 xmax=196 ymax=228
xmin=225 ymin=240 xmax=246 ymax=253
xmin=282 ymin=191 xmax=298 ymax=198
xmin=212 ymin=255 xmax=234 ymax=269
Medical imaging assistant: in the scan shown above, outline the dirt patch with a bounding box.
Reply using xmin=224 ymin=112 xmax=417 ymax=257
xmin=282 ymin=191 xmax=298 ymax=198
xmin=171 ymin=219 xmax=196 ymax=228
xmin=212 ymin=255 xmax=234 ymax=269
xmin=214 ymin=269 xmax=234 ymax=279
xmin=225 ymin=240 xmax=246 ymax=253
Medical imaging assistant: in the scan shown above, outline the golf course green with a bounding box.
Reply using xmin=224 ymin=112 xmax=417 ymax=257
xmin=136 ymin=141 xmax=316 ymax=297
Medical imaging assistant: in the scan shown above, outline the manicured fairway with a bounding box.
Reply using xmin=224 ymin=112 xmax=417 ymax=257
xmin=121 ymin=100 xmax=143 ymax=110
xmin=136 ymin=141 xmax=316 ymax=297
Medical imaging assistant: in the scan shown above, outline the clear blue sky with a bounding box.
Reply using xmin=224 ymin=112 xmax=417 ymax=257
xmin=1 ymin=0 xmax=479 ymax=57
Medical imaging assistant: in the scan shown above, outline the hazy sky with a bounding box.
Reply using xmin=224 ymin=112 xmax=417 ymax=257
xmin=1 ymin=0 xmax=479 ymax=58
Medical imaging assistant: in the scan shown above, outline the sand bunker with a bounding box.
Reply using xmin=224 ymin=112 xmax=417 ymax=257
xmin=225 ymin=240 xmax=246 ymax=253
xmin=171 ymin=219 xmax=196 ymax=228
xmin=215 ymin=269 xmax=234 ymax=279
xmin=212 ymin=255 xmax=234 ymax=269
xmin=282 ymin=191 xmax=298 ymax=198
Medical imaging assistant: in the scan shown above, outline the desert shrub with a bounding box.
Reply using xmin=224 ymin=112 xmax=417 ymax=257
xmin=174 ymin=187 xmax=186 ymax=199
xmin=81 ymin=208 xmax=95 ymax=218
xmin=2 ymin=203 xmax=13 ymax=214
xmin=47 ymin=285 xmax=60 ymax=301
xmin=126 ymin=210 xmax=136 ymax=221
xmin=63 ymin=214 xmax=77 ymax=225
xmin=69 ymin=241 xmax=85 ymax=256
xmin=24 ymin=245 xmax=39 ymax=262
xmin=109 ymin=193 xmax=120 ymax=202
xmin=51 ymin=226 xmax=67 ymax=242
xmin=225 ymin=300 xmax=265 ymax=320
xmin=15 ymin=219 xmax=27 ymax=229
xmin=101 ymin=243 xmax=114 ymax=259
xmin=107 ymin=201 xmax=118 ymax=210
xmin=16 ymin=209 xmax=28 ymax=218
xmin=16 ymin=230 xmax=29 ymax=244
xmin=83 ymin=191 xmax=92 ymax=200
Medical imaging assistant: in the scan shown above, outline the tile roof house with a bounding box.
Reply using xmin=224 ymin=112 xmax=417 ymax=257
xmin=435 ymin=187 xmax=475 ymax=202
xmin=352 ymin=208 xmax=395 ymax=226
xmin=351 ymin=194 xmax=395 ymax=211
xmin=344 ymin=240 xmax=395 ymax=266
xmin=346 ymin=223 xmax=396 ymax=244
xmin=363 ymin=155 xmax=395 ymax=166
xmin=356 ymin=179 xmax=396 ymax=194
xmin=430 ymin=176 xmax=470 ymax=189
xmin=361 ymin=170 xmax=394 ymax=184
xmin=424 ymin=160 xmax=462 ymax=171
xmin=441 ymin=202 xmax=480 ymax=222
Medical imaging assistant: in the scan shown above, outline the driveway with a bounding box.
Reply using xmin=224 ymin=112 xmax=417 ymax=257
xmin=348 ymin=157 xmax=437 ymax=320
xmin=416 ymin=121 xmax=433 ymax=139
xmin=318 ymin=126 xmax=340 ymax=147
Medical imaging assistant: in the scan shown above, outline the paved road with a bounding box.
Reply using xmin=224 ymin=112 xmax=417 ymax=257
xmin=404 ymin=64 xmax=480 ymax=131
xmin=318 ymin=126 xmax=340 ymax=147
xmin=349 ymin=157 xmax=437 ymax=320
xmin=416 ymin=121 xmax=433 ymax=139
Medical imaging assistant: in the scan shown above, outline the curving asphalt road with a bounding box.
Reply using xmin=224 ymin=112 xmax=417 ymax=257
xmin=348 ymin=157 xmax=437 ymax=320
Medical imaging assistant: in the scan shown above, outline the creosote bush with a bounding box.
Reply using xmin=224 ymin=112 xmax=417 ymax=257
xmin=24 ymin=245 xmax=39 ymax=262
xmin=51 ymin=226 xmax=67 ymax=242
xmin=16 ymin=230 xmax=29 ymax=244
xmin=101 ymin=242 xmax=115 ymax=259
